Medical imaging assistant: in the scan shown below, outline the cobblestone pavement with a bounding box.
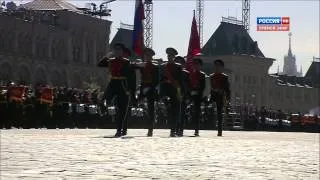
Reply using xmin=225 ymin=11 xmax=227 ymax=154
xmin=0 ymin=129 xmax=319 ymax=180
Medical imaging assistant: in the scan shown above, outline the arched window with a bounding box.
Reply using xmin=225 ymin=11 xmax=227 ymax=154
xmin=73 ymin=73 xmax=81 ymax=88
xmin=51 ymin=71 xmax=61 ymax=86
xmin=0 ymin=63 xmax=13 ymax=82
xmin=60 ymin=70 xmax=68 ymax=86
xmin=18 ymin=66 xmax=31 ymax=85
xmin=35 ymin=68 xmax=47 ymax=84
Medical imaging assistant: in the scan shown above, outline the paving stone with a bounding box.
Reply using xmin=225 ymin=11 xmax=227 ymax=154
xmin=0 ymin=129 xmax=319 ymax=179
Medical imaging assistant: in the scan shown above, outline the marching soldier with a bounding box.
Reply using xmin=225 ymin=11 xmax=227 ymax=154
xmin=98 ymin=43 xmax=132 ymax=137
xmin=188 ymin=57 xmax=206 ymax=136
xmin=134 ymin=47 xmax=159 ymax=136
xmin=160 ymin=47 xmax=183 ymax=137
xmin=174 ymin=56 xmax=190 ymax=136
xmin=122 ymin=47 xmax=136 ymax=135
xmin=210 ymin=59 xmax=231 ymax=136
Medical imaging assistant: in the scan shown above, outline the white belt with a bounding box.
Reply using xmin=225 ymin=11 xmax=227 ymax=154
xmin=191 ymin=91 xmax=198 ymax=95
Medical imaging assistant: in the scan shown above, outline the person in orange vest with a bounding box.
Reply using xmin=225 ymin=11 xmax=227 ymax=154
xmin=39 ymin=86 xmax=53 ymax=128
xmin=7 ymin=82 xmax=25 ymax=128
xmin=210 ymin=59 xmax=231 ymax=136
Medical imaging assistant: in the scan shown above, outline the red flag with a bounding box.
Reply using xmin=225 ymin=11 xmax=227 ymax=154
xmin=186 ymin=11 xmax=201 ymax=72
xmin=132 ymin=0 xmax=145 ymax=57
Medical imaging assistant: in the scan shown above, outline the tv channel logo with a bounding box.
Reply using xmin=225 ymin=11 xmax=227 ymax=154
xmin=256 ymin=17 xmax=290 ymax=31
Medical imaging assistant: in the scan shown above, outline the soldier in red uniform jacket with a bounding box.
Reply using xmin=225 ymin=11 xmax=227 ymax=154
xmin=210 ymin=59 xmax=231 ymax=136
xmin=122 ymin=47 xmax=136 ymax=136
xmin=133 ymin=48 xmax=160 ymax=136
xmin=160 ymin=47 xmax=183 ymax=137
xmin=98 ymin=43 xmax=132 ymax=137
xmin=189 ymin=57 xmax=206 ymax=136
xmin=174 ymin=56 xmax=190 ymax=136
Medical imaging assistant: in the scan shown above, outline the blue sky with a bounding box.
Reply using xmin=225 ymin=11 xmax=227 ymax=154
xmin=13 ymin=0 xmax=320 ymax=74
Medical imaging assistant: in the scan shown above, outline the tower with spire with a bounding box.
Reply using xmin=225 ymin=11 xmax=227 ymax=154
xmin=282 ymin=32 xmax=301 ymax=76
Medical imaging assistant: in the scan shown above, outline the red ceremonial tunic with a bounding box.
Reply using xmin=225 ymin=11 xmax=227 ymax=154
xmin=83 ymin=93 xmax=91 ymax=104
xmin=211 ymin=73 xmax=226 ymax=90
xmin=165 ymin=63 xmax=175 ymax=82
xmin=190 ymin=70 xmax=200 ymax=89
xmin=142 ymin=61 xmax=154 ymax=83
xmin=109 ymin=58 xmax=127 ymax=77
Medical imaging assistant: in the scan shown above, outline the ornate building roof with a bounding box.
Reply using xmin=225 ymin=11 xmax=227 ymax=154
xmin=270 ymin=73 xmax=314 ymax=88
xmin=20 ymin=0 xmax=80 ymax=12
xmin=110 ymin=24 xmax=133 ymax=54
xmin=201 ymin=21 xmax=264 ymax=57
xmin=305 ymin=60 xmax=320 ymax=88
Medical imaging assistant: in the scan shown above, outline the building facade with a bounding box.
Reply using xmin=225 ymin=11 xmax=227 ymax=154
xmin=0 ymin=0 xmax=111 ymax=89
xmin=201 ymin=18 xmax=319 ymax=114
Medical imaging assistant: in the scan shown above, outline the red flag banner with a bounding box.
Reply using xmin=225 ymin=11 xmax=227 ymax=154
xmin=40 ymin=87 xmax=53 ymax=105
xmin=9 ymin=86 xmax=26 ymax=102
xmin=186 ymin=11 xmax=201 ymax=72
xmin=132 ymin=0 xmax=145 ymax=57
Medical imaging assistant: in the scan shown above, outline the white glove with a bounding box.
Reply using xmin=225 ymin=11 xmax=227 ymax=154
xmin=191 ymin=91 xmax=198 ymax=95
xmin=126 ymin=91 xmax=131 ymax=96
xmin=136 ymin=62 xmax=146 ymax=68
xmin=143 ymin=87 xmax=150 ymax=95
